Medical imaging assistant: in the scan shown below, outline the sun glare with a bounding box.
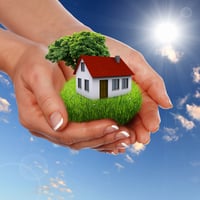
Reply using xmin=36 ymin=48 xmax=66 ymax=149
xmin=154 ymin=21 xmax=180 ymax=44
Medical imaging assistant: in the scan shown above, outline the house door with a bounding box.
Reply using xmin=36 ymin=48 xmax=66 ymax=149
xmin=100 ymin=80 xmax=108 ymax=98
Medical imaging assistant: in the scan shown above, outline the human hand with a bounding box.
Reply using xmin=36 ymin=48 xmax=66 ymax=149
xmin=82 ymin=36 xmax=172 ymax=154
xmin=0 ymin=0 xmax=172 ymax=154
xmin=93 ymin=36 xmax=172 ymax=153
xmin=11 ymin=43 xmax=135 ymax=151
xmin=57 ymin=35 xmax=172 ymax=154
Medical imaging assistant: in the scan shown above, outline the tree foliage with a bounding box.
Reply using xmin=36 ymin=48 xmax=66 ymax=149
xmin=46 ymin=31 xmax=110 ymax=69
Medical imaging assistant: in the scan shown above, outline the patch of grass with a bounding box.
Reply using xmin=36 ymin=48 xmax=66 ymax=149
xmin=61 ymin=78 xmax=142 ymax=125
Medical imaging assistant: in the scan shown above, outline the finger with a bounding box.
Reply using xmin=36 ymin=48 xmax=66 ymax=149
xmin=30 ymin=130 xmax=58 ymax=142
xmin=137 ymin=92 xmax=161 ymax=132
xmin=58 ymin=61 xmax=74 ymax=81
xmin=106 ymin=37 xmax=172 ymax=109
xmin=129 ymin=52 xmax=173 ymax=109
xmin=98 ymin=150 xmax=120 ymax=155
xmin=128 ymin=116 xmax=151 ymax=144
xmin=58 ymin=120 xmax=121 ymax=145
xmin=98 ymin=149 xmax=125 ymax=155
xmin=95 ymin=137 xmax=130 ymax=151
xmin=16 ymin=69 xmax=129 ymax=150
xmin=70 ymin=129 xmax=130 ymax=150
xmin=30 ymin=131 xmax=45 ymax=138
xmin=30 ymin=130 xmax=66 ymax=147
xmin=30 ymin=64 xmax=68 ymax=131
xmin=17 ymin=84 xmax=126 ymax=149
xmin=94 ymin=127 xmax=136 ymax=151
xmin=30 ymin=130 xmax=69 ymax=148
xmin=31 ymin=116 xmax=130 ymax=151
xmin=22 ymin=104 xmax=122 ymax=147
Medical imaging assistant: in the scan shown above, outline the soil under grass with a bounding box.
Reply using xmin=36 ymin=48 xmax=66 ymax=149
xmin=61 ymin=78 xmax=142 ymax=125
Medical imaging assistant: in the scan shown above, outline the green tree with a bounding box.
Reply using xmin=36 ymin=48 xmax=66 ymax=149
xmin=46 ymin=31 xmax=110 ymax=69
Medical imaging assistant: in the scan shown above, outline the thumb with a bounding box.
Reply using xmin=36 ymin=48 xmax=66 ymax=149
xmin=32 ymin=73 xmax=68 ymax=131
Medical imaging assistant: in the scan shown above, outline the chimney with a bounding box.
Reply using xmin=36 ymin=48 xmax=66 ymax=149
xmin=115 ymin=55 xmax=120 ymax=63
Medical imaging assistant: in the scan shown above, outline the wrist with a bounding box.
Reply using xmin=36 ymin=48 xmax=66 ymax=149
xmin=36 ymin=24 xmax=92 ymax=46
xmin=0 ymin=29 xmax=38 ymax=78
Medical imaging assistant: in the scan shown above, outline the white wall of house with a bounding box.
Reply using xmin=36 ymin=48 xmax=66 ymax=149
xmin=76 ymin=59 xmax=132 ymax=99
xmin=76 ymin=59 xmax=96 ymax=99
xmin=106 ymin=76 xmax=132 ymax=98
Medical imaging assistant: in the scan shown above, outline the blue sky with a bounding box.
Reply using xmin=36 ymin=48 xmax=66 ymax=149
xmin=1 ymin=0 xmax=200 ymax=199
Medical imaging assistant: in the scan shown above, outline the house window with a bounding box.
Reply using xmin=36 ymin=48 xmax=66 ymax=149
xmin=122 ymin=78 xmax=128 ymax=89
xmin=84 ymin=79 xmax=89 ymax=91
xmin=81 ymin=62 xmax=85 ymax=72
xmin=112 ymin=79 xmax=119 ymax=90
xmin=78 ymin=78 xmax=82 ymax=89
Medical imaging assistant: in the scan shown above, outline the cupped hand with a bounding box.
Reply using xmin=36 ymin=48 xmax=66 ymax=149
xmin=12 ymin=43 xmax=133 ymax=151
xmin=109 ymin=37 xmax=172 ymax=140
xmin=91 ymin=36 xmax=172 ymax=153
xmin=58 ymin=36 xmax=172 ymax=154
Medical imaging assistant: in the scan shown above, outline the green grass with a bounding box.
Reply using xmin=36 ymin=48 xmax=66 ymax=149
xmin=60 ymin=78 xmax=142 ymax=125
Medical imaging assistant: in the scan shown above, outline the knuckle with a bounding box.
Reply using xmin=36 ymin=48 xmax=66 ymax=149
xmin=137 ymin=132 xmax=150 ymax=144
xmin=19 ymin=113 xmax=31 ymax=129
xmin=28 ymin=63 xmax=43 ymax=85
xmin=29 ymin=131 xmax=44 ymax=138
xmin=129 ymin=131 xmax=136 ymax=144
xmin=38 ymin=95 xmax=53 ymax=110
xmin=57 ymin=134 xmax=76 ymax=146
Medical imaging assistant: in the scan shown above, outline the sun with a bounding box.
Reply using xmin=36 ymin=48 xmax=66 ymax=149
xmin=153 ymin=21 xmax=180 ymax=45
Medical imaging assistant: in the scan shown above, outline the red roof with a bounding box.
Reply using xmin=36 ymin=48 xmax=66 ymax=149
xmin=74 ymin=55 xmax=134 ymax=78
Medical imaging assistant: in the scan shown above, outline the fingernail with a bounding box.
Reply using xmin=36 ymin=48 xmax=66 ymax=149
xmin=50 ymin=112 xmax=64 ymax=131
xmin=160 ymin=92 xmax=173 ymax=109
xmin=166 ymin=93 xmax=173 ymax=107
xmin=145 ymin=139 xmax=151 ymax=145
xmin=169 ymin=99 xmax=173 ymax=108
xmin=116 ymin=131 xmax=130 ymax=139
xmin=117 ymin=142 xmax=129 ymax=149
xmin=104 ymin=125 xmax=119 ymax=134
xmin=152 ymin=126 xmax=159 ymax=133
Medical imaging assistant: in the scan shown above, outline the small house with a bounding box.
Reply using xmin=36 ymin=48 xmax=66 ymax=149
xmin=74 ymin=55 xmax=134 ymax=99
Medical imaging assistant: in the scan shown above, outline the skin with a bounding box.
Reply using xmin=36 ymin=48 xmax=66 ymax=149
xmin=0 ymin=0 xmax=172 ymax=154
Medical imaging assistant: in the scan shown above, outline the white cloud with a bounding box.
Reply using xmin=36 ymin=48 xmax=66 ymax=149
xmin=0 ymin=74 xmax=10 ymax=86
xmin=125 ymin=154 xmax=134 ymax=164
xmin=69 ymin=149 xmax=79 ymax=155
xmin=163 ymin=127 xmax=179 ymax=142
xmin=186 ymin=104 xmax=200 ymax=121
xmin=58 ymin=186 xmax=72 ymax=193
xmin=194 ymin=90 xmax=200 ymax=99
xmin=102 ymin=171 xmax=110 ymax=175
xmin=38 ymin=176 xmax=73 ymax=199
xmin=173 ymin=113 xmax=195 ymax=130
xmin=30 ymin=136 xmax=35 ymax=142
xmin=115 ymin=163 xmax=124 ymax=171
xmin=158 ymin=45 xmax=183 ymax=63
xmin=0 ymin=97 xmax=11 ymax=113
xmin=55 ymin=161 xmax=61 ymax=165
xmin=0 ymin=116 xmax=9 ymax=124
xmin=163 ymin=127 xmax=177 ymax=135
xmin=177 ymin=95 xmax=189 ymax=108
xmin=130 ymin=142 xmax=146 ymax=155
xmin=52 ymin=143 xmax=61 ymax=148
xmin=193 ymin=66 xmax=200 ymax=83
xmin=163 ymin=135 xmax=177 ymax=142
